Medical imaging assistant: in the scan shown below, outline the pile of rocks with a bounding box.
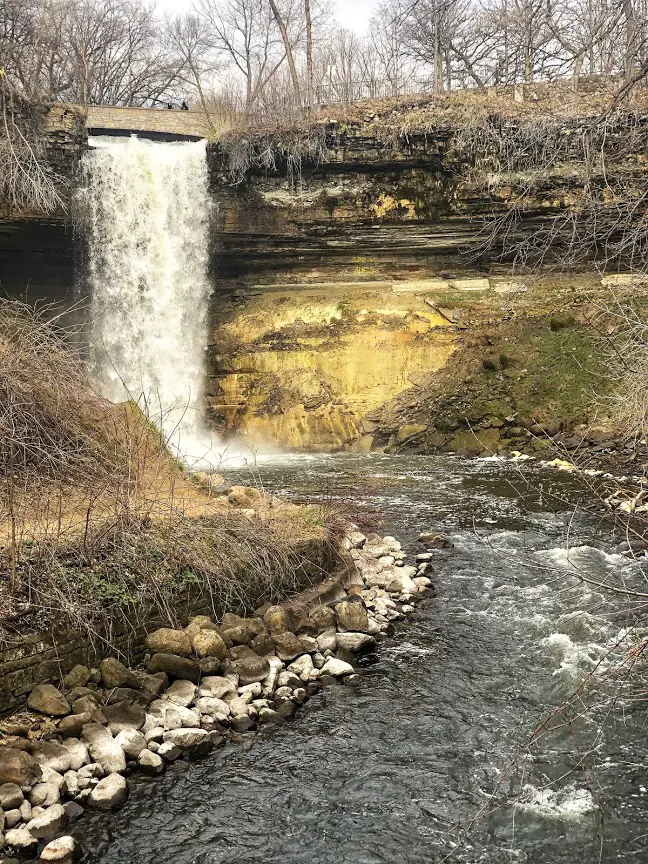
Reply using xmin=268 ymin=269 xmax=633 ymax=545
xmin=0 ymin=528 xmax=447 ymax=862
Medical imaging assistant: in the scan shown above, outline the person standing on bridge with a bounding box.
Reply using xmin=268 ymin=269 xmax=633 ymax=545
xmin=181 ymin=101 xmax=189 ymax=110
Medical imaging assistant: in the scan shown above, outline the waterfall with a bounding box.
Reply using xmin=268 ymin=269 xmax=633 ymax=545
xmin=79 ymin=135 xmax=220 ymax=467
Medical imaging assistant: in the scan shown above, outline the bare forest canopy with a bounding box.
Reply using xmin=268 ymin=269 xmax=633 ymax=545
xmin=2 ymin=0 xmax=648 ymax=122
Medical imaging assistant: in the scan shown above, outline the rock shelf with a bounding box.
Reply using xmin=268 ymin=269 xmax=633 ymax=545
xmin=0 ymin=527 xmax=447 ymax=862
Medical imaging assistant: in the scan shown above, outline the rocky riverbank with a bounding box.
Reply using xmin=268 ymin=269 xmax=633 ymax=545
xmin=0 ymin=527 xmax=443 ymax=862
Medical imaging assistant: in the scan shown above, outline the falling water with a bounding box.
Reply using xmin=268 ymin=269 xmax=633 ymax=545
xmin=79 ymin=135 xmax=219 ymax=466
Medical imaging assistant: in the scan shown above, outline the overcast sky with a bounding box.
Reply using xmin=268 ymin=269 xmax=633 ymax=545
xmin=156 ymin=0 xmax=378 ymax=32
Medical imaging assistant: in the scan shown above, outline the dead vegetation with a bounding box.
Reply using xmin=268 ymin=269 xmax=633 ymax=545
xmin=0 ymin=301 xmax=339 ymax=646
xmin=0 ymin=82 xmax=66 ymax=214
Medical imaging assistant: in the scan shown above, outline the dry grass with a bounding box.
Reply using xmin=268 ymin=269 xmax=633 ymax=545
xmin=0 ymin=301 xmax=341 ymax=645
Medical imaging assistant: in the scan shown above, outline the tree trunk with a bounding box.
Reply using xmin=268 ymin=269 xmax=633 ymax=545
xmin=305 ymin=0 xmax=314 ymax=112
xmin=268 ymin=0 xmax=301 ymax=110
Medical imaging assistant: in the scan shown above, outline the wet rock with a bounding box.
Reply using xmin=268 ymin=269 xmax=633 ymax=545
xmin=0 ymin=783 xmax=23 ymax=810
xmin=335 ymin=632 xmax=376 ymax=653
xmin=263 ymin=605 xmax=290 ymax=635
xmin=417 ymin=531 xmax=453 ymax=548
xmin=137 ymin=750 xmax=164 ymax=775
xmin=228 ymin=696 xmax=249 ymax=717
xmin=157 ymin=742 xmax=182 ymax=762
xmin=89 ymin=774 xmax=128 ymax=811
xmin=230 ymin=715 xmax=254 ymax=732
xmin=257 ymin=707 xmax=279 ymax=723
xmin=275 ymin=701 xmax=297 ymax=719
xmin=164 ymin=680 xmax=196 ymax=707
xmin=26 ymin=803 xmax=67 ymax=839
xmin=147 ymin=653 xmax=200 ymax=682
xmin=335 ymin=598 xmax=370 ymax=633
xmin=114 ymin=729 xmax=146 ymax=759
xmin=321 ymin=658 xmax=355 ymax=676
xmin=146 ymin=628 xmax=192 ymax=657
xmin=39 ymin=835 xmax=77 ymax=863
xmin=192 ymin=630 xmax=228 ymax=659
xmin=57 ymin=712 xmax=93 ymax=739
xmin=198 ymin=676 xmax=236 ymax=700
xmin=63 ymin=801 xmax=84 ymax=823
xmin=162 ymin=728 xmax=213 ymax=758
xmin=273 ymin=632 xmax=305 ymax=662
xmin=82 ymin=725 xmax=126 ymax=774
xmin=0 ymin=748 xmax=41 ymax=786
xmin=27 ymin=685 xmax=70 ymax=717
xmin=103 ymin=701 xmax=146 ymax=735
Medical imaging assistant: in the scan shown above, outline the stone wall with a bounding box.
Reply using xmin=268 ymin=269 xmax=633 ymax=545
xmin=86 ymin=106 xmax=209 ymax=139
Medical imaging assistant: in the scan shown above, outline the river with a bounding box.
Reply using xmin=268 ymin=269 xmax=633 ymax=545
xmin=77 ymin=453 xmax=648 ymax=863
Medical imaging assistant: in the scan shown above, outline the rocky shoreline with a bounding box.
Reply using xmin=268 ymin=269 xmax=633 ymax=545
xmin=0 ymin=527 xmax=445 ymax=863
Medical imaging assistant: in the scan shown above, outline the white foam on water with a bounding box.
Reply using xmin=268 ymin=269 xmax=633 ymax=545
xmin=516 ymin=784 xmax=597 ymax=820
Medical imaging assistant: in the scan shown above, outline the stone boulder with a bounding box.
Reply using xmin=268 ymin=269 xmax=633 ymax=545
xmin=60 ymin=739 xmax=89 ymax=771
xmin=194 ymin=696 xmax=230 ymax=717
xmin=230 ymin=647 xmax=270 ymax=685
xmin=39 ymin=835 xmax=77 ymax=863
xmin=192 ymin=629 xmax=228 ymax=660
xmin=164 ymin=679 xmax=197 ymax=707
xmin=82 ymin=724 xmax=126 ymax=774
xmin=0 ymin=747 xmax=41 ymax=786
xmin=308 ymin=605 xmax=337 ymax=632
xmin=63 ymin=665 xmax=91 ymax=690
xmin=57 ymin=712 xmax=93 ymax=739
xmin=263 ymin=605 xmax=290 ymax=635
xmin=198 ymin=676 xmax=236 ymax=700
xmin=147 ymin=653 xmax=200 ymax=682
xmin=27 ymin=685 xmax=71 ymax=717
xmin=71 ymin=696 xmax=106 ymax=724
xmin=321 ymin=658 xmax=355 ymax=676
xmin=103 ymin=700 xmax=146 ymax=735
xmin=30 ymin=742 xmax=71 ymax=774
xmin=0 ymin=782 xmax=24 ymax=810
xmin=335 ymin=598 xmax=370 ymax=633
xmin=146 ymin=628 xmax=192 ymax=657
xmin=138 ymin=749 xmax=164 ymax=775
xmin=100 ymin=657 xmax=134 ymax=689
xmin=162 ymin=728 xmax=213 ymax=758
xmin=29 ymin=782 xmax=61 ymax=807
xmin=26 ymin=803 xmax=67 ymax=840
xmin=4 ymin=826 xmax=38 ymax=851
xmin=335 ymin=633 xmax=376 ymax=653
xmin=114 ymin=729 xmax=146 ymax=759
xmin=89 ymin=773 xmax=128 ymax=810
xmin=273 ymin=632 xmax=305 ymax=663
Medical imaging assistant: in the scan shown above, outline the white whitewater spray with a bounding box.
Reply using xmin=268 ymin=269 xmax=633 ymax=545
xmin=79 ymin=135 xmax=221 ymax=467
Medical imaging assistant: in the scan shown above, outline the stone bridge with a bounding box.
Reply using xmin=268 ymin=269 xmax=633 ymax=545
xmin=85 ymin=105 xmax=210 ymax=141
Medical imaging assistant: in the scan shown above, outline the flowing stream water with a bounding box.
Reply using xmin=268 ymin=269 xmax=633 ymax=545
xmin=78 ymin=136 xmax=219 ymax=465
xmin=76 ymin=453 xmax=648 ymax=864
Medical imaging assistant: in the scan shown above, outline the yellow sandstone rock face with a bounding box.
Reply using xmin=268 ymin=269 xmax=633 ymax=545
xmin=208 ymin=284 xmax=458 ymax=451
